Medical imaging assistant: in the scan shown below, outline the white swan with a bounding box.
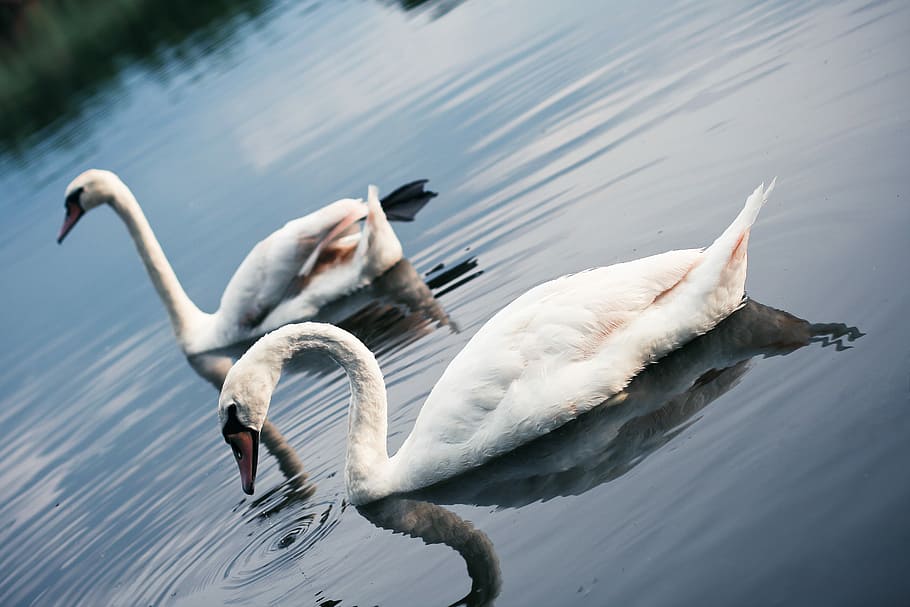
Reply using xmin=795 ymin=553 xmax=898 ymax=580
xmin=218 ymin=180 xmax=776 ymax=503
xmin=57 ymin=169 xmax=435 ymax=355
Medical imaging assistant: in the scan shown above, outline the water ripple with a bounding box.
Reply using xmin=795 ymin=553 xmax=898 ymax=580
xmin=222 ymin=496 xmax=346 ymax=589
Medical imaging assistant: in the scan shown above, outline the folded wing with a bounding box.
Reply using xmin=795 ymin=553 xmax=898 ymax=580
xmin=393 ymin=248 xmax=703 ymax=483
xmin=218 ymin=199 xmax=367 ymax=329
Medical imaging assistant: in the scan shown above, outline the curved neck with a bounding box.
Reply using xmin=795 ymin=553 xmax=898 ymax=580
xmin=251 ymin=323 xmax=391 ymax=504
xmin=108 ymin=184 xmax=206 ymax=347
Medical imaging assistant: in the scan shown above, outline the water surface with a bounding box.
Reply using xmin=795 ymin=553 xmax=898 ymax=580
xmin=0 ymin=0 xmax=908 ymax=605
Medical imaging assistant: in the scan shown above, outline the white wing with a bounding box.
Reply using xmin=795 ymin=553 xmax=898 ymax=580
xmin=392 ymin=248 xmax=703 ymax=486
xmin=217 ymin=198 xmax=367 ymax=328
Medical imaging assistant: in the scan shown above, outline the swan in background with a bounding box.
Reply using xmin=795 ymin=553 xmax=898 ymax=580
xmin=185 ymin=256 xmax=467 ymax=389
xmin=57 ymin=169 xmax=436 ymax=355
xmin=218 ymin=180 xmax=776 ymax=503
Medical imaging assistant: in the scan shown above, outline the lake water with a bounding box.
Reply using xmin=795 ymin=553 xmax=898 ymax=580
xmin=1 ymin=0 xmax=908 ymax=605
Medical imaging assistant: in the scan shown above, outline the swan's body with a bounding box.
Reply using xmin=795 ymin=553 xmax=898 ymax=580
xmin=58 ymin=170 xmax=434 ymax=354
xmin=219 ymin=180 xmax=776 ymax=504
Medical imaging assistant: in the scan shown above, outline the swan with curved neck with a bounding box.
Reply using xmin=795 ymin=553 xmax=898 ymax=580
xmin=219 ymin=180 xmax=776 ymax=504
xmin=57 ymin=169 xmax=434 ymax=354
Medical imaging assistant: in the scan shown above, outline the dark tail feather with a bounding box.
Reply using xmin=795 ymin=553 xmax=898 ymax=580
xmin=380 ymin=179 xmax=437 ymax=222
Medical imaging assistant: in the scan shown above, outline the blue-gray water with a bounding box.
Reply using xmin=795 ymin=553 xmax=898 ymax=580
xmin=0 ymin=0 xmax=908 ymax=605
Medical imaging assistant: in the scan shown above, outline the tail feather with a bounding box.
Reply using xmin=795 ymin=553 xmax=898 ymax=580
xmin=379 ymin=179 xmax=438 ymax=222
xmin=716 ymin=178 xmax=776 ymax=244
xmin=663 ymin=179 xmax=777 ymax=336
xmin=368 ymin=184 xmax=380 ymax=208
xmin=718 ymin=177 xmax=777 ymax=240
xmin=687 ymin=178 xmax=777 ymax=302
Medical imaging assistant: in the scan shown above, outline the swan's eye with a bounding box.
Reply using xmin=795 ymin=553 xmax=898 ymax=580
xmin=65 ymin=186 xmax=84 ymax=209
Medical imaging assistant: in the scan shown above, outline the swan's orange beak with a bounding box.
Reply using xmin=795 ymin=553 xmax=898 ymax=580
xmin=225 ymin=429 xmax=259 ymax=495
xmin=57 ymin=199 xmax=84 ymax=244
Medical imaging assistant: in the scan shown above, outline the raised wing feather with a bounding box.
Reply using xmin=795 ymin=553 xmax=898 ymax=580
xmin=395 ymin=248 xmax=703 ymax=478
xmin=218 ymin=199 xmax=367 ymax=328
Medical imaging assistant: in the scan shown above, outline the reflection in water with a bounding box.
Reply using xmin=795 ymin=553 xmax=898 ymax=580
xmin=359 ymin=497 xmax=501 ymax=607
xmin=383 ymin=0 xmax=467 ymax=19
xmin=222 ymin=493 xmax=347 ymax=591
xmin=313 ymin=255 xmax=470 ymax=356
xmin=339 ymin=301 xmax=860 ymax=605
xmin=187 ymin=255 xmax=475 ymax=516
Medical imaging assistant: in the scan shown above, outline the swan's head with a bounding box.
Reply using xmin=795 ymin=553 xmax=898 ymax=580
xmin=217 ymin=351 xmax=280 ymax=495
xmin=58 ymin=169 xmax=126 ymax=243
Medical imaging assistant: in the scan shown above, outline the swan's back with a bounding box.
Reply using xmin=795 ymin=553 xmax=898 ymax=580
xmin=391 ymin=248 xmax=704 ymax=488
xmin=215 ymin=199 xmax=366 ymax=332
xmin=390 ymin=181 xmax=774 ymax=492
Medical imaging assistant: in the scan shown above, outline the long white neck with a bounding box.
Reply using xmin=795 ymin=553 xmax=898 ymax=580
xmin=107 ymin=183 xmax=208 ymax=349
xmin=247 ymin=322 xmax=391 ymax=504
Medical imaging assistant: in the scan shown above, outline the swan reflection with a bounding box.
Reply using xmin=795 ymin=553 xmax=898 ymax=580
xmin=358 ymin=497 xmax=501 ymax=607
xmin=352 ymin=300 xmax=860 ymax=606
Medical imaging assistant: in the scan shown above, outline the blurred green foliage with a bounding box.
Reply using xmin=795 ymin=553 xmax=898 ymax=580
xmin=0 ymin=0 xmax=273 ymax=155
xmin=0 ymin=0 xmax=455 ymax=157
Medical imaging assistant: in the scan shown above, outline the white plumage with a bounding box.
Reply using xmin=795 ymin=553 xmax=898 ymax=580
xmin=218 ymin=180 xmax=776 ymax=504
xmin=58 ymin=170 xmax=421 ymax=354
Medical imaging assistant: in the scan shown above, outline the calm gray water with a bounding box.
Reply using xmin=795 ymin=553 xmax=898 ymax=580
xmin=1 ymin=0 xmax=908 ymax=605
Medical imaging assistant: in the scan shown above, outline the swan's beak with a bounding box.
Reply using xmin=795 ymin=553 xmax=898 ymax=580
xmin=57 ymin=199 xmax=84 ymax=244
xmin=225 ymin=429 xmax=260 ymax=495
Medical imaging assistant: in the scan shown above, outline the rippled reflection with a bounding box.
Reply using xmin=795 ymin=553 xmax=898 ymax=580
xmin=360 ymin=497 xmax=501 ymax=607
